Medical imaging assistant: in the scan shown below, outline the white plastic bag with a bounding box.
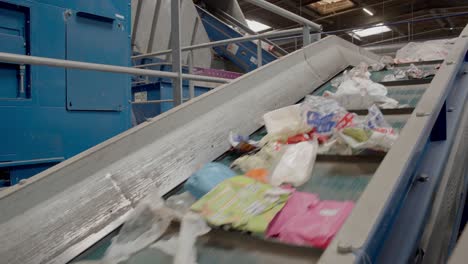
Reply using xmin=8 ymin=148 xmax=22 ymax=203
xmin=103 ymin=193 xmax=177 ymax=264
xmin=263 ymin=104 xmax=309 ymax=138
xmin=269 ymin=140 xmax=318 ymax=187
xmin=324 ymin=63 xmax=399 ymax=109
xmin=395 ymin=39 xmax=455 ymax=63
xmin=151 ymin=213 xmax=210 ymax=264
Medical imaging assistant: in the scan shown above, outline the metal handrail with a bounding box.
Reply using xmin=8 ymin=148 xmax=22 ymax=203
xmin=0 ymin=52 xmax=230 ymax=84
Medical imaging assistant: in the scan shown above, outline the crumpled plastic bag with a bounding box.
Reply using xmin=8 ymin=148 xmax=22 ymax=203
xmin=395 ymin=39 xmax=456 ymax=63
xmin=382 ymin=69 xmax=406 ymax=82
xmin=150 ymin=213 xmax=210 ymax=264
xmin=103 ymin=193 xmax=177 ymax=264
xmin=370 ymin=56 xmax=395 ymax=71
xmin=263 ymin=104 xmax=310 ymax=139
xmin=324 ymin=63 xmax=399 ymax=109
xmin=184 ymin=162 xmax=237 ymax=199
xmin=406 ymin=63 xmax=425 ymax=79
xmin=301 ymin=95 xmax=351 ymax=135
xmin=165 ymin=192 xmax=197 ymax=215
xmin=269 ymin=140 xmax=318 ymax=187
xmin=231 ymin=142 xmax=283 ymax=173
xmin=338 ymin=105 xmax=398 ymax=152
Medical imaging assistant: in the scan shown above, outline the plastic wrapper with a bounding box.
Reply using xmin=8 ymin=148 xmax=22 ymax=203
xmin=151 ymin=213 xmax=210 ymax=264
xmin=269 ymin=140 xmax=318 ymax=187
xmin=173 ymin=212 xmax=211 ymax=264
xmin=191 ymin=176 xmax=290 ymax=233
xmin=406 ymin=63 xmax=425 ymax=79
xmin=301 ymin=96 xmax=350 ymax=135
xmin=231 ymin=142 xmax=283 ymax=173
xmin=228 ymin=131 xmax=259 ymax=153
xmin=338 ymin=105 xmax=398 ymax=152
xmin=184 ymin=162 xmax=236 ymax=199
xmin=245 ymin=168 xmax=269 ymax=183
xmin=267 ymin=199 xmax=354 ymax=249
xmin=165 ymin=192 xmax=197 ymax=215
xmin=395 ymin=39 xmax=455 ymax=63
xmin=103 ymin=193 xmax=177 ymax=264
xmin=263 ymin=104 xmax=310 ymax=139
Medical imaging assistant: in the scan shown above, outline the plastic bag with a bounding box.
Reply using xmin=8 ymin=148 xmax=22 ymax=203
xmin=338 ymin=105 xmax=398 ymax=152
xmin=406 ymin=64 xmax=425 ymax=79
xmin=263 ymin=104 xmax=310 ymax=138
xmin=395 ymin=39 xmax=455 ymax=63
xmin=231 ymin=142 xmax=283 ymax=173
xmin=151 ymin=213 xmax=210 ymax=264
xmin=173 ymin=212 xmax=211 ymax=264
xmin=301 ymin=96 xmax=349 ymax=135
xmin=184 ymin=163 xmax=236 ymax=199
xmin=323 ymin=64 xmax=399 ymax=109
xmin=165 ymin=192 xmax=196 ymax=215
xmin=269 ymin=140 xmax=318 ymax=187
xmin=103 ymin=193 xmax=177 ymax=264
xmin=267 ymin=199 xmax=354 ymax=249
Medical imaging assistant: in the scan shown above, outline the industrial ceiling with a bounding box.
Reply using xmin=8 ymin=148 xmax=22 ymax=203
xmin=237 ymin=0 xmax=468 ymax=51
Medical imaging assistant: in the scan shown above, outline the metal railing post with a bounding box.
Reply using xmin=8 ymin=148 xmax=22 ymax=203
xmin=302 ymin=25 xmax=311 ymax=47
xmin=257 ymin=40 xmax=263 ymax=68
xmin=171 ymin=0 xmax=183 ymax=106
xmin=188 ymin=51 xmax=195 ymax=99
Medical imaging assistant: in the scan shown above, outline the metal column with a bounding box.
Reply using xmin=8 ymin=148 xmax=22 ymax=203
xmin=257 ymin=40 xmax=263 ymax=68
xmin=171 ymin=0 xmax=183 ymax=106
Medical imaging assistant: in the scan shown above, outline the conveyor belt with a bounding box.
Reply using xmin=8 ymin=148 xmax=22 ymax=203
xmin=1 ymin=30 xmax=467 ymax=264
xmin=72 ymin=65 xmax=433 ymax=263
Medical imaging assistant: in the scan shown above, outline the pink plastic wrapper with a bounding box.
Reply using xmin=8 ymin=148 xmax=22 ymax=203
xmin=266 ymin=195 xmax=354 ymax=249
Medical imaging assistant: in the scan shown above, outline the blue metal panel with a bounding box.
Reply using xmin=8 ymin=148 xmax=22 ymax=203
xmin=0 ymin=0 xmax=132 ymax=184
xmin=0 ymin=3 xmax=27 ymax=99
xmin=196 ymin=6 xmax=277 ymax=73
xmin=66 ymin=11 xmax=129 ymax=111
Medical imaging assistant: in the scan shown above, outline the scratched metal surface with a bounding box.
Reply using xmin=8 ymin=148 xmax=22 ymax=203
xmin=0 ymin=36 xmax=380 ymax=264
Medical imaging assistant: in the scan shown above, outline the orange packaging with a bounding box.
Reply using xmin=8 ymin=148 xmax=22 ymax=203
xmin=245 ymin=168 xmax=269 ymax=183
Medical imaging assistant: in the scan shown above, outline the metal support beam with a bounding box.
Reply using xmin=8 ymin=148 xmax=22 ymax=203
xmin=302 ymin=25 xmax=311 ymax=46
xmin=0 ymin=52 xmax=230 ymax=83
xmin=242 ymin=0 xmax=322 ymax=31
xmin=257 ymin=40 xmax=263 ymax=68
xmin=171 ymin=0 xmax=183 ymax=106
xmin=188 ymin=17 xmax=199 ymax=100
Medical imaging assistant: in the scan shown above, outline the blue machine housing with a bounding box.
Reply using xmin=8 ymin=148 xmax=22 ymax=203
xmin=196 ymin=6 xmax=278 ymax=72
xmin=0 ymin=0 xmax=132 ymax=185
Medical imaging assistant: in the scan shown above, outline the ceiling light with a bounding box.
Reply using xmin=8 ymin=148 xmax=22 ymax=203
xmin=352 ymin=23 xmax=391 ymax=37
xmin=246 ymin=19 xmax=271 ymax=32
xmin=362 ymin=8 xmax=373 ymax=16
xmin=348 ymin=32 xmax=362 ymax=41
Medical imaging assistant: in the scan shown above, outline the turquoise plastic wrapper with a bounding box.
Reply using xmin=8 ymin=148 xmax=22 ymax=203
xmin=184 ymin=162 xmax=237 ymax=199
